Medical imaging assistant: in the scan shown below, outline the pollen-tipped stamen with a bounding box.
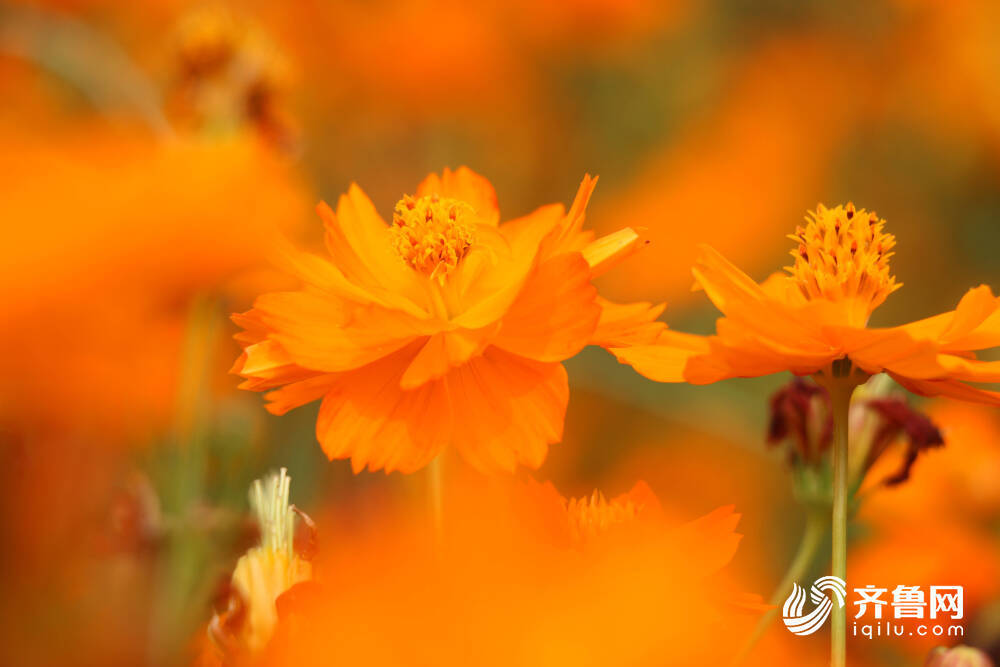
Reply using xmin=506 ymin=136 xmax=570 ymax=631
xmin=785 ymin=203 xmax=901 ymax=319
xmin=390 ymin=193 xmax=477 ymax=281
xmin=565 ymin=490 xmax=645 ymax=543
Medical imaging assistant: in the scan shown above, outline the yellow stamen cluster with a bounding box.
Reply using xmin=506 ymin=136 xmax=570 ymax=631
xmin=391 ymin=194 xmax=477 ymax=281
xmin=786 ymin=203 xmax=901 ymax=315
xmin=565 ymin=490 xmax=645 ymax=543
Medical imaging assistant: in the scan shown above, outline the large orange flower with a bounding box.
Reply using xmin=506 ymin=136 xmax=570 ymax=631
xmin=232 ymin=167 xmax=661 ymax=474
xmin=613 ymin=203 xmax=1000 ymax=405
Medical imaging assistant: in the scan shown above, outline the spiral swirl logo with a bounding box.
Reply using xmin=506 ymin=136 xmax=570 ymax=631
xmin=782 ymin=576 xmax=848 ymax=636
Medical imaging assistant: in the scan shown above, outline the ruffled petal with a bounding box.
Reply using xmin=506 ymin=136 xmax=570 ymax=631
xmin=453 ymin=204 xmax=565 ymax=329
xmin=493 ymin=253 xmax=600 ymax=362
xmin=315 ymin=341 xmax=450 ymax=474
xmin=234 ymin=339 xmax=319 ymax=391
xmin=313 ymin=344 xmax=568 ymax=474
xmin=398 ymin=326 xmax=497 ymax=390
xmin=691 ymin=244 xmax=770 ymax=316
xmin=230 ymin=311 xmax=325 ymax=391
xmin=610 ymin=331 xmax=717 ymax=383
xmin=936 ymin=354 xmax=1000 ymax=383
xmin=831 ymin=326 xmax=945 ymax=379
xmin=589 ymin=297 xmax=666 ymax=348
xmin=320 ymin=188 xmax=427 ymax=309
xmin=273 ymin=237 xmax=428 ymax=318
xmin=264 ymin=373 xmax=340 ymax=415
xmin=900 ymin=285 xmax=1000 ymax=352
xmin=890 ymin=375 xmax=1000 ymax=407
xmin=448 ymin=349 xmax=569 ymax=472
xmin=693 ymin=245 xmax=829 ymax=352
xmin=688 ymin=328 xmax=830 ymax=383
xmin=253 ymin=291 xmax=423 ymax=372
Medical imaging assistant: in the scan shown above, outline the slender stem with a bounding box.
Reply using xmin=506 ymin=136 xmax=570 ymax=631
xmin=829 ymin=382 xmax=853 ymax=667
xmin=731 ymin=510 xmax=826 ymax=665
xmin=428 ymin=455 xmax=444 ymax=549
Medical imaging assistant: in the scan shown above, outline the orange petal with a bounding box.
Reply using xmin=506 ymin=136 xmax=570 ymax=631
xmin=264 ymin=373 xmax=340 ymax=415
xmin=273 ymin=236 xmax=428 ymax=318
xmin=544 ymin=174 xmax=599 ymax=256
xmin=676 ymin=325 xmax=831 ymax=384
xmin=315 ymin=341 xmax=449 ymax=474
xmin=899 ymin=285 xmax=1000 ymax=352
xmin=448 ymin=349 xmax=569 ymax=472
xmin=692 ymin=244 xmax=768 ymax=315
xmin=581 ymin=227 xmax=648 ymax=279
xmin=936 ymin=354 xmax=1000 ymax=383
xmin=891 ymin=375 xmax=1000 ymax=406
xmin=454 ymin=204 xmax=565 ymax=329
xmin=674 ymin=505 xmax=743 ymax=577
xmin=415 ymin=166 xmax=500 ymax=226
xmin=589 ymin=297 xmax=667 ymax=348
xmin=493 ymin=253 xmax=600 ymax=362
xmin=693 ymin=245 xmax=828 ymax=351
xmin=314 ymin=344 xmax=568 ymax=474
xmin=940 ymin=285 xmax=999 ymax=344
xmin=322 ymin=188 xmax=426 ymax=308
xmin=255 ymin=291 xmax=421 ymax=372
xmin=234 ymin=339 xmax=321 ymax=391
xmin=399 ymin=327 xmax=496 ymax=390
xmin=610 ymin=331 xmax=717 ymax=383
xmin=832 ymin=326 xmax=944 ymax=379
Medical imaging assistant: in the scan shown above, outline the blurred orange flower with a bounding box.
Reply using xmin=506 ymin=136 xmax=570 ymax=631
xmin=614 ymin=203 xmax=1000 ymax=405
xmin=233 ymin=167 xmax=663 ymax=474
xmin=0 ymin=123 xmax=309 ymax=442
xmin=165 ymin=5 xmax=297 ymax=150
xmin=257 ymin=476 xmax=792 ymax=667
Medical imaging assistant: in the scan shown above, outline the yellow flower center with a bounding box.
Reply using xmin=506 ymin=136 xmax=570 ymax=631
xmin=565 ymin=490 xmax=644 ymax=543
xmin=391 ymin=193 xmax=477 ymax=280
xmin=786 ymin=203 xmax=901 ymax=315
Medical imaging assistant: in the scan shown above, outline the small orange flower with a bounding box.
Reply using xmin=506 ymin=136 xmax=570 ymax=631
xmin=261 ymin=477 xmax=784 ymax=667
xmin=232 ymin=167 xmax=661 ymax=473
xmin=613 ymin=203 xmax=1000 ymax=405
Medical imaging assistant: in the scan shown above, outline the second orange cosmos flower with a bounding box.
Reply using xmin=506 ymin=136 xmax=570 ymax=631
xmin=613 ymin=203 xmax=1000 ymax=405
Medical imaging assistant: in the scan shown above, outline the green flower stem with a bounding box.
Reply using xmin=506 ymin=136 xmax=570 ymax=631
xmin=731 ymin=509 xmax=826 ymax=665
xmin=828 ymin=380 xmax=855 ymax=667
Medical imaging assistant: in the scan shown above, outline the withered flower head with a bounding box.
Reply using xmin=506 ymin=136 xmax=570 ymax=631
xmin=208 ymin=468 xmax=313 ymax=660
xmin=864 ymin=398 xmax=945 ymax=486
xmin=766 ymin=375 xmax=945 ymax=487
xmin=767 ymin=378 xmax=832 ymax=464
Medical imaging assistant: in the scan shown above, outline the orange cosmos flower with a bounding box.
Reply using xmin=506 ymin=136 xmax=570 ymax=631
xmin=232 ymin=167 xmax=660 ymax=474
xmin=613 ymin=203 xmax=1000 ymax=405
